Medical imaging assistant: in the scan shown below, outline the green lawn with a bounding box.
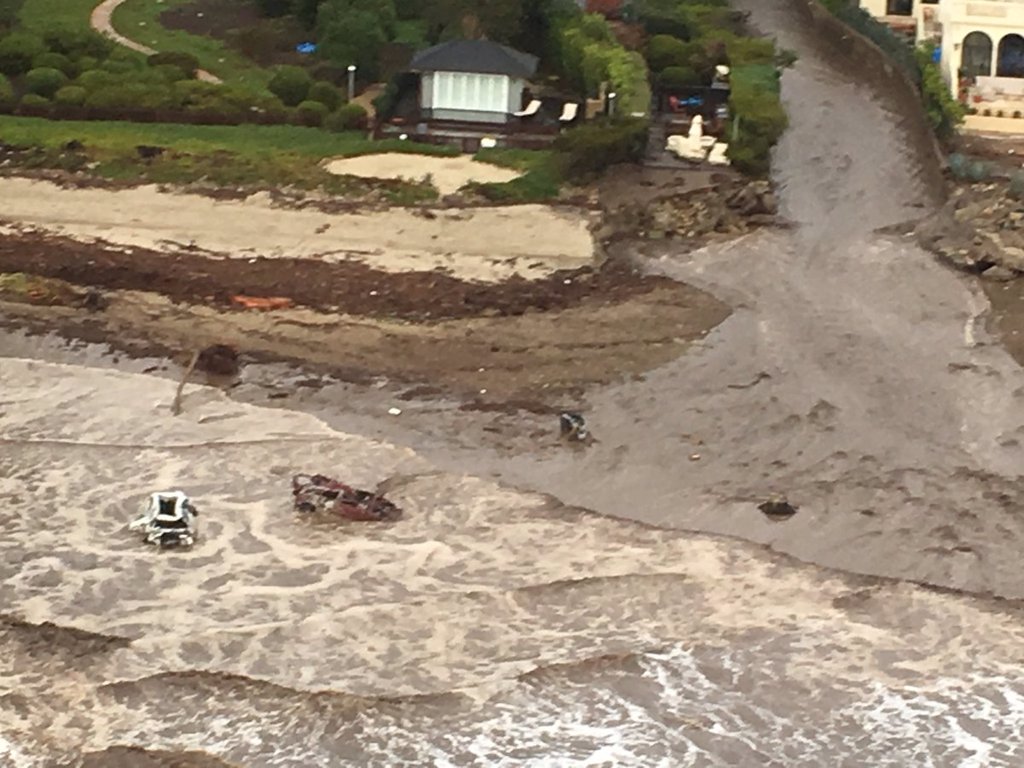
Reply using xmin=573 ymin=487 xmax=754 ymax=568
xmin=109 ymin=0 xmax=271 ymax=91
xmin=0 ymin=114 xmax=463 ymax=202
xmin=18 ymin=0 xmax=98 ymax=32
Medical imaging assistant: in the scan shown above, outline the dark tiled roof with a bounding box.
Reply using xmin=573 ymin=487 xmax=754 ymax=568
xmin=409 ymin=40 xmax=538 ymax=79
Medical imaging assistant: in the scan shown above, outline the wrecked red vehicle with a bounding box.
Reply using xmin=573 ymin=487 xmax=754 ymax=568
xmin=291 ymin=474 xmax=401 ymax=522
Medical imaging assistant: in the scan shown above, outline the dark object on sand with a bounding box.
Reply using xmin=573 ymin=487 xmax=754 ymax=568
xmin=196 ymin=344 xmax=240 ymax=376
xmin=63 ymin=139 xmax=84 ymax=152
xmin=136 ymin=145 xmax=165 ymax=159
xmin=80 ymin=289 xmax=107 ymax=312
xmin=758 ymin=498 xmax=798 ymax=521
xmin=559 ymin=411 xmax=589 ymax=442
xmin=292 ymin=474 xmax=402 ymax=521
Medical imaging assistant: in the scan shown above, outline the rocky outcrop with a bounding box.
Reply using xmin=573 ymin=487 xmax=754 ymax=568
xmin=915 ymin=182 xmax=1024 ymax=277
xmin=637 ymin=180 xmax=780 ymax=241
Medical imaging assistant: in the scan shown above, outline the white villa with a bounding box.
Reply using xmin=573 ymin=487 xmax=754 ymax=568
xmin=860 ymin=0 xmax=1024 ymax=105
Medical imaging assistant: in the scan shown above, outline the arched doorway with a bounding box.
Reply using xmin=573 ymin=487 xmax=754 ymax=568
xmin=961 ymin=31 xmax=993 ymax=78
xmin=997 ymin=33 xmax=1024 ymax=77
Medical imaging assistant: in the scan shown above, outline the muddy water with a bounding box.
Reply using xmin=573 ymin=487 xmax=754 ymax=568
xmin=5 ymin=1 xmax=1024 ymax=765
xmin=4 ymin=359 xmax=1024 ymax=767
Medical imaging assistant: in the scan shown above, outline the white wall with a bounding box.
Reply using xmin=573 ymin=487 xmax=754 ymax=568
xmin=507 ymin=78 xmax=526 ymax=112
xmin=938 ymin=0 xmax=1024 ymax=93
xmin=861 ymin=0 xmax=888 ymax=16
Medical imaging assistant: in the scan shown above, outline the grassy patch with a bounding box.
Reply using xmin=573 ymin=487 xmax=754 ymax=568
xmin=0 ymin=114 xmax=459 ymax=202
xmin=470 ymin=148 xmax=562 ymax=202
xmin=17 ymin=0 xmax=97 ymax=33
xmin=110 ymin=0 xmax=271 ymax=91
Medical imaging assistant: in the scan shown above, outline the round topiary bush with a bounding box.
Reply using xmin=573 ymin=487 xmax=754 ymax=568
xmin=33 ymin=51 xmax=76 ymax=77
xmin=54 ymin=85 xmax=87 ymax=106
xmin=308 ymin=80 xmax=341 ymax=111
xmin=324 ymin=102 xmax=368 ymax=132
xmin=147 ymin=51 xmax=198 ymax=77
xmin=153 ymin=64 xmax=190 ymax=83
xmin=25 ymin=67 xmax=69 ymax=99
xmin=19 ymin=93 xmax=51 ymax=107
xmin=0 ymin=32 xmax=46 ymax=76
xmin=75 ymin=68 xmax=116 ymax=92
xmin=269 ymin=65 xmax=312 ymax=107
xmin=42 ymin=26 xmax=113 ymax=60
xmin=0 ymin=73 xmax=13 ymax=104
xmin=295 ymin=98 xmax=329 ymax=126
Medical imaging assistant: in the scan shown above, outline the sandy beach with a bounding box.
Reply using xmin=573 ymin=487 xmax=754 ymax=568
xmin=0 ymin=177 xmax=594 ymax=282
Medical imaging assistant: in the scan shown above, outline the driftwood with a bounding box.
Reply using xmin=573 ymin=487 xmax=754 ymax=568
xmin=171 ymin=351 xmax=201 ymax=416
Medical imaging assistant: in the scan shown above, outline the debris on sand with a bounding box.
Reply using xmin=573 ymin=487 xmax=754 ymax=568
xmin=758 ymin=497 xmax=798 ymax=521
xmin=231 ymin=295 xmax=293 ymax=310
xmin=292 ymin=474 xmax=402 ymax=521
xmin=196 ymin=344 xmax=240 ymax=376
xmin=128 ymin=491 xmax=200 ymax=549
xmin=559 ymin=412 xmax=590 ymax=442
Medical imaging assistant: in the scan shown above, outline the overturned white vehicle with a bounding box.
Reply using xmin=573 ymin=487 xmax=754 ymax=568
xmin=129 ymin=491 xmax=200 ymax=549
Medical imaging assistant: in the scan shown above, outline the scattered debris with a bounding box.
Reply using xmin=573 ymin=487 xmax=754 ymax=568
xmin=196 ymin=343 xmax=240 ymax=376
xmin=230 ymin=295 xmax=293 ymax=310
xmin=292 ymin=474 xmax=402 ymax=521
xmin=727 ymin=371 xmax=772 ymax=390
xmin=388 ymin=407 xmax=402 ymax=416
xmin=128 ymin=491 xmax=199 ymax=548
xmin=689 ymin=453 xmax=701 ymax=461
xmin=758 ymin=497 xmax=798 ymax=521
xmin=136 ymin=145 xmax=165 ymax=160
xmin=171 ymin=350 xmax=200 ymax=416
xmin=559 ymin=411 xmax=589 ymax=442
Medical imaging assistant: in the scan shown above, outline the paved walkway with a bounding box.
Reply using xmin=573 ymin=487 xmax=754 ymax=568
xmin=90 ymin=0 xmax=222 ymax=84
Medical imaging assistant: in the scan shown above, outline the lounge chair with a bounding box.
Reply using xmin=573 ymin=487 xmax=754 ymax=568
xmin=559 ymin=102 xmax=579 ymax=122
xmin=666 ymin=134 xmax=708 ymax=163
xmin=514 ymin=99 xmax=541 ymax=118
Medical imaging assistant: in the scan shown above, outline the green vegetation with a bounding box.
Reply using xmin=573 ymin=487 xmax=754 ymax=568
xmin=16 ymin=0 xmax=97 ymax=34
xmin=110 ymin=0 xmax=271 ymax=90
xmin=558 ymin=14 xmax=651 ymax=116
xmin=728 ymin=64 xmax=787 ymax=176
xmin=916 ymin=41 xmax=965 ymax=141
xmin=268 ymin=64 xmax=312 ymax=106
xmin=0 ymin=114 xmax=563 ymax=202
xmin=554 ymin=116 xmax=649 ymax=181
xmin=469 ymin=147 xmax=562 ymax=202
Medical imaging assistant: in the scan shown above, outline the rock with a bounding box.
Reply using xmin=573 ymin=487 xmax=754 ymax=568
xmin=981 ymin=265 xmax=1019 ymax=281
xmin=195 ymin=344 xmax=240 ymax=376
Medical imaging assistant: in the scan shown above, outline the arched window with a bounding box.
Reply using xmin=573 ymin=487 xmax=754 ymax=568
xmin=961 ymin=31 xmax=993 ymax=78
xmin=997 ymin=34 xmax=1024 ymax=77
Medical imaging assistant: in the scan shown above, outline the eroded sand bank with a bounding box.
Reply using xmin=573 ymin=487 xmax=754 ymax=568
xmin=0 ymin=177 xmax=594 ymax=282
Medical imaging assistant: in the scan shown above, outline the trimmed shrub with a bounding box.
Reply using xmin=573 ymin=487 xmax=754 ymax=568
xmin=659 ymin=65 xmax=700 ymax=89
xmin=646 ymin=34 xmax=690 ymax=72
xmin=75 ymin=68 xmax=116 ymax=91
xmin=308 ymin=80 xmax=341 ymax=111
xmin=53 ymin=84 xmax=87 ymax=106
xmin=295 ymin=98 xmax=328 ymax=126
xmin=25 ymin=67 xmax=68 ymax=98
xmin=85 ymin=82 xmax=175 ymax=110
xmin=153 ymin=64 xmax=190 ymax=82
xmin=324 ymin=102 xmax=368 ymax=132
xmin=0 ymin=72 xmax=12 ymax=104
xmin=553 ymin=117 xmax=649 ymax=181
xmin=19 ymin=93 xmax=50 ymax=107
xmin=147 ymin=51 xmax=198 ymax=77
xmin=727 ymin=65 xmax=788 ymax=177
xmin=33 ymin=51 xmax=76 ymax=77
xmin=42 ymin=26 xmax=113 ymax=60
xmin=0 ymin=32 xmax=45 ymax=76
xmin=268 ymin=65 xmax=312 ymax=106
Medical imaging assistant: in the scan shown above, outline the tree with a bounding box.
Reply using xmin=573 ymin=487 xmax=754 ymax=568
xmin=316 ymin=4 xmax=388 ymax=76
xmin=420 ymin=0 xmax=524 ymax=43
